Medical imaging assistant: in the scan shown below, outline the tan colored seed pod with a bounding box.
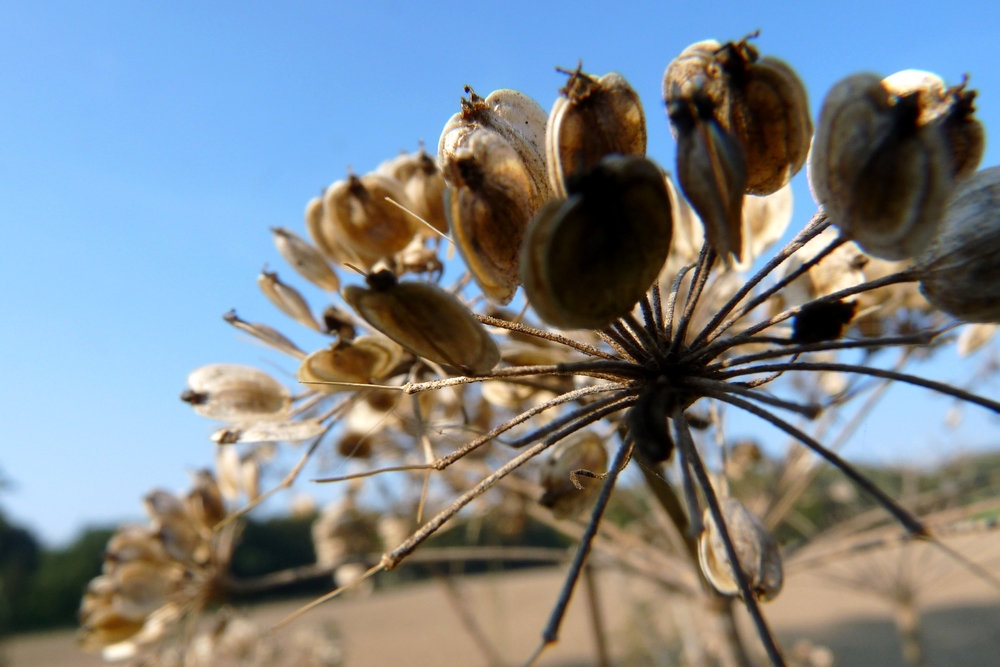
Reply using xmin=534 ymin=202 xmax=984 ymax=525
xmin=257 ymin=269 xmax=322 ymax=331
xmin=539 ymin=430 xmax=608 ymax=519
xmin=521 ymin=155 xmax=673 ymax=330
xmin=918 ymin=166 xmax=1000 ymax=322
xmin=957 ymin=323 xmax=998 ymax=356
xmin=297 ymin=335 xmax=403 ymax=391
xmin=698 ymin=498 xmax=783 ymax=601
xmin=271 ymin=227 xmax=340 ymax=291
xmin=377 ymin=147 xmax=449 ymax=234
xmin=343 ymin=270 xmax=500 ymax=375
xmin=810 ymin=73 xmax=953 ymax=260
xmin=735 ymin=184 xmax=794 ymax=271
xmin=222 ymin=310 xmax=305 ymax=360
xmin=181 ymin=364 xmax=290 ymax=422
xmin=664 ymin=38 xmax=812 ymax=196
xmin=305 ymin=196 xmax=355 ymax=265
xmin=323 ymin=170 xmax=418 ymax=268
xmin=210 ymin=418 xmax=327 ymax=445
xmin=184 ymin=470 xmax=226 ymax=531
xmin=546 ymin=67 xmax=647 ymax=197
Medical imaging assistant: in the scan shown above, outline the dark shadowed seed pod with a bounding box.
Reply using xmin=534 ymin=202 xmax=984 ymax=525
xmin=321 ymin=304 xmax=357 ymax=342
xmin=271 ymin=227 xmax=340 ymax=292
xmin=539 ymin=430 xmax=609 ymax=519
xmin=810 ymin=73 xmax=953 ymax=260
xmin=342 ymin=270 xmax=500 ymax=375
xmin=378 ymin=147 xmax=449 ymax=235
xmin=699 ymin=498 xmax=783 ymax=601
xmin=918 ymin=166 xmax=1000 ymax=322
xmin=521 ymin=155 xmax=673 ymax=330
xmin=297 ymin=335 xmax=403 ymax=392
xmin=323 ymin=170 xmax=418 ymax=268
xmin=546 ymin=66 xmax=647 ymax=197
xmin=626 ymin=384 xmax=676 ymax=464
xmin=257 ymin=269 xmax=322 ymax=332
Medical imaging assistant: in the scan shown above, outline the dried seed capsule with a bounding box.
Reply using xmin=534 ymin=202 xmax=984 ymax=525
xmin=539 ymin=430 xmax=608 ymax=519
xmin=184 ymin=470 xmax=226 ymax=531
xmin=271 ymin=227 xmax=340 ymax=292
xmin=521 ymin=155 xmax=673 ymax=330
xmin=918 ymin=166 xmax=1000 ymax=322
xmin=222 ymin=309 xmax=305 ymax=360
xmin=626 ymin=384 xmax=676 ymax=464
xmin=210 ymin=419 xmax=327 ymax=445
xmin=321 ymin=304 xmax=357 ymax=341
xmin=257 ymin=269 xmax=322 ymax=331
xmin=297 ymin=335 xmax=404 ymax=391
xmin=698 ymin=498 xmax=783 ymax=601
xmin=181 ymin=364 xmax=290 ymax=422
xmin=343 ymin=270 xmax=500 ymax=375
xmin=323 ymin=170 xmax=418 ymax=268
xmin=378 ymin=146 xmax=449 ymax=234
xmin=305 ymin=195 xmax=355 ymax=265
xmin=735 ymin=183 xmax=793 ymax=270
xmin=546 ymin=67 xmax=647 ymax=197
xmin=957 ymin=323 xmax=998 ymax=356
xmin=810 ymin=73 xmax=953 ymax=260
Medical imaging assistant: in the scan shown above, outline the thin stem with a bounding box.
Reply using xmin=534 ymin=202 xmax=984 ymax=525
xmin=672 ymin=419 xmax=703 ymax=539
xmin=583 ymin=563 xmax=612 ymax=667
xmin=474 ymin=314 xmax=619 ymax=360
xmin=673 ymin=409 xmax=787 ymax=667
xmin=712 ymin=361 xmax=1000 ymax=415
xmin=683 ymin=377 xmax=822 ymax=419
xmin=622 ymin=311 xmax=666 ymax=363
xmin=651 ymin=284 xmax=665 ymax=334
xmin=669 ymin=245 xmax=716 ymax=357
xmin=596 ymin=329 xmax=636 ymax=361
xmin=607 ymin=323 xmax=649 ymax=362
xmin=505 ymin=389 xmax=640 ymax=449
xmin=402 ymin=360 xmax=643 ymax=394
xmin=663 ymin=262 xmax=695 ymax=343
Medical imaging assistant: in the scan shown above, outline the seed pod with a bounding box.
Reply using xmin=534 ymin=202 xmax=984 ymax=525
xmin=211 ymin=419 xmax=327 ymax=445
xmin=184 ymin=470 xmax=226 ymax=531
xmin=546 ymin=67 xmax=646 ymax=197
xmin=297 ymin=335 xmax=404 ymax=391
xmin=257 ymin=269 xmax=322 ymax=331
xmin=378 ymin=147 xmax=449 ymax=234
xmin=626 ymin=384 xmax=676 ymax=464
xmin=271 ymin=227 xmax=340 ymax=291
xmin=440 ymin=87 xmax=552 ymax=304
xmin=539 ymin=430 xmax=608 ymax=519
xmin=664 ymin=38 xmax=812 ymax=196
xmin=181 ymin=364 xmax=290 ymax=422
xmin=323 ymin=170 xmax=418 ymax=268
xmin=735 ymin=184 xmax=793 ymax=270
xmin=698 ymin=498 xmax=783 ymax=601
xmin=521 ymin=155 xmax=673 ymax=330
xmin=918 ymin=166 xmax=1000 ymax=322
xmin=343 ymin=270 xmax=500 ymax=375
xmin=222 ymin=310 xmax=305 ymax=360
xmin=305 ymin=195 xmax=355 ymax=265
xmin=810 ymin=73 xmax=952 ymax=260
xmin=321 ymin=304 xmax=357 ymax=341
xmin=957 ymin=323 xmax=998 ymax=356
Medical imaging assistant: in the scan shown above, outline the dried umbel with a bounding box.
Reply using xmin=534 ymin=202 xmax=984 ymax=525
xmin=521 ymin=155 xmax=673 ymax=329
xmin=810 ymin=73 xmax=956 ymax=260
xmin=918 ymin=166 xmax=1000 ymax=322
xmin=440 ymin=87 xmax=552 ymax=303
xmin=546 ymin=67 xmax=646 ymax=196
xmin=181 ymin=364 xmax=290 ymax=422
xmin=342 ymin=269 xmax=500 ymax=374
xmin=258 ymin=269 xmax=322 ymax=331
xmin=377 ymin=146 xmax=449 ymax=234
xmin=271 ymin=227 xmax=341 ymax=292
xmin=539 ymin=430 xmax=608 ymax=519
xmin=298 ymin=335 xmax=403 ymax=391
xmin=323 ymin=170 xmax=418 ymax=268
xmin=698 ymin=498 xmax=783 ymax=601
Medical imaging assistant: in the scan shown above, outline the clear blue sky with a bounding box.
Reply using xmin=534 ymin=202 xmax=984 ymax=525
xmin=3 ymin=1 xmax=1000 ymax=544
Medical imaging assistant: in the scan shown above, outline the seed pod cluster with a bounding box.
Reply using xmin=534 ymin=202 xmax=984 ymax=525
xmin=546 ymin=66 xmax=647 ymax=196
xmin=539 ymin=430 xmax=608 ymax=519
xmin=664 ymin=37 xmax=811 ymax=261
xmin=439 ymin=88 xmax=552 ymax=304
xmin=810 ymin=71 xmax=984 ymax=260
xmin=698 ymin=498 xmax=783 ymax=601
xmin=521 ymin=155 xmax=673 ymax=330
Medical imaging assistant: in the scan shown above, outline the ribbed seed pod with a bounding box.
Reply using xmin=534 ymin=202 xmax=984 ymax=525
xmin=343 ymin=270 xmax=500 ymax=375
xmin=323 ymin=170 xmax=418 ymax=268
xmin=810 ymin=73 xmax=953 ymax=260
xmin=521 ymin=155 xmax=673 ymax=330
xmin=698 ymin=498 xmax=783 ymax=601
xmin=271 ymin=227 xmax=340 ymax=291
xmin=378 ymin=147 xmax=449 ymax=234
xmin=539 ymin=430 xmax=608 ymax=519
xmin=546 ymin=67 xmax=646 ymax=196
xmin=440 ymin=88 xmax=552 ymax=304
xmin=257 ymin=269 xmax=322 ymax=331
xmin=297 ymin=335 xmax=403 ymax=391
xmin=222 ymin=309 xmax=305 ymax=360
xmin=305 ymin=196 xmax=355 ymax=265
xmin=181 ymin=364 xmax=290 ymax=422
xmin=918 ymin=166 xmax=1000 ymax=322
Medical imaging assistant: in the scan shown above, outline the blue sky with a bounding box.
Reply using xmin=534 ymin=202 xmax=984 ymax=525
xmin=2 ymin=1 xmax=1000 ymax=544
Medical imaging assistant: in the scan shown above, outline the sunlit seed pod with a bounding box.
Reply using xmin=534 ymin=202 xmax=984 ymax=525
xmin=521 ymin=155 xmax=673 ymax=330
xmin=539 ymin=430 xmax=608 ymax=519
xmin=112 ymin=560 xmax=180 ymax=621
xmin=297 ymin=335 xmax=403 ymax=393
xmin=143 ymin=491 xmax=204 ymax=564
xmin=662 ymin=174 xmax=705 ymax=277
xmin=698 ymin=498 xmax=783 ymax=601
xmin=215 ymin=447 xmax=242 ymax=502
xmin=305 ymin=196 xmax=356 ymax=266
xmin=271 ymin=227 xmax=340 ymax=292
xmin=78 ymin=607 xmax=145 ymax=651
xmin=184 ymin=470 xmax=226 ymax=531
xmin=957 ymin=323 xmax=998 ymax=356
xmin=222 ymin=310 xmax=305 ymax=359
xmin=182 ymin=364 xmax=290 ymax=422
xmin=323 ymin=171 xmax=418 ymax=268
xmin=772 ymin=228 xmax=867 ymax=312
xmin=241 ymin=457 xmax=260 ymax=501
xmin=343 ymin=270 xmax=500 ymax=375
xmin=810 ymin=73 xmax=953 ymax=260
xmin=211 ymin=418 xmax=327 ymax=445
xmin=734 ymin=183 xmax=793 ymax=271
xmin=104 ymin=527 xmax=170 ymax=567
xmin=257 ymin=269 xmax=322 ymax=331
xmin=391 ymin=236 xmax=443 ymax=277
xmin=546 ymin=67 xmax=646 ymax=197
xmin=918 ymin=166 xmax=1000 ymax=322
xmin=443 ymin=129 xmax=540 ymax=304
xmin=377 ymin=147 xmax=449 ymax=234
